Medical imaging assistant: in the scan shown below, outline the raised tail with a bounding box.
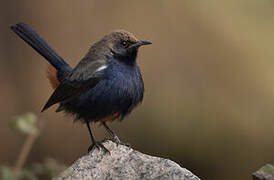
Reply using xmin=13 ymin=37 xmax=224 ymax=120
xmin=10 ymin=23 xmax=72 ymax=72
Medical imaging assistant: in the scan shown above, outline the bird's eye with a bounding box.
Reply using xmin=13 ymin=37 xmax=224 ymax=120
xmin=121 ymin=41 xmax=128 ymax=47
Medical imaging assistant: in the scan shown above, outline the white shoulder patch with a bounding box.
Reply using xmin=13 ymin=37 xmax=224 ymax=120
xmin=95 ymin=65 xmax=108 ymax=73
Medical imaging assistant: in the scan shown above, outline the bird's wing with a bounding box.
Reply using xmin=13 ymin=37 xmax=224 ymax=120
xmin=41 ymin=58 xmax=108 ymax=112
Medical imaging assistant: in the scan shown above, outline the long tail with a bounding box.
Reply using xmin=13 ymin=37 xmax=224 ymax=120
xmin=10 ymin=23 xmax=72 ymax=72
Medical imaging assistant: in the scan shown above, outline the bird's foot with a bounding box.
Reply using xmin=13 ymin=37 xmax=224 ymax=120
xmin=108 ymin=135 xmax=131 ymax=147
xmin=88 ymin=141 xmax=110 ymax=154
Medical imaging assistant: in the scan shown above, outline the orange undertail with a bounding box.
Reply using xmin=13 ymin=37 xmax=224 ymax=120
xmin=100 ymin=112 xmax=120 ymax=122
xmin=46 ymin=65 xmax=60 ymax=89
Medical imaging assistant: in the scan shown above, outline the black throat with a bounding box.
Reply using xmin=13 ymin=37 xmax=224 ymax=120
xmin=112 ymin=48 xmax=138 ymax=66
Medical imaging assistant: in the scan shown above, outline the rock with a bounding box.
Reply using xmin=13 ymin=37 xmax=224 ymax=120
xmin=252 ymin=164 xmax=274 ymax=180
xmin=53 ymin=140 xmax=200 ymax=180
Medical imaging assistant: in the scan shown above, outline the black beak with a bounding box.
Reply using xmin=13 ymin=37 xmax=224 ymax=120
xmin=138 ymin=40 xmax=152 ymax=46
xmin=129 ymin=40 xmax=152 ymax=49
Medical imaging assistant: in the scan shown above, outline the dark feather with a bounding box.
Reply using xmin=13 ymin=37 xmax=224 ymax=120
xmin=10 ymin=23 xmax=71 ymax=73
xmin=41 ymin=65 xmax=106 ymax=112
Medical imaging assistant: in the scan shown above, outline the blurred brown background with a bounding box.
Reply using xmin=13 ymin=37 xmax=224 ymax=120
xmin=1 ymin=0 xmax=274 ymax=179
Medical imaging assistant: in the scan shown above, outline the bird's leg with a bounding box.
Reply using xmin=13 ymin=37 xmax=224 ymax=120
xmin=102 ymin=122 xmax=130 ymax=147
xmin=102 ymin=122 xmax=121 ymax=143
xmin=86 ymin=121 xmax=110 ymax=154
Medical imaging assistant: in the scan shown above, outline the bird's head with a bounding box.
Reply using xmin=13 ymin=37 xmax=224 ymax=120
xmin=101 ymin=30 xmax=151 ymax=63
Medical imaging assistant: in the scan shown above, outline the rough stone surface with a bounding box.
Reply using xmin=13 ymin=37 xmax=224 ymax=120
xmin=252 ymin=164 xmax=274 ymax=180
xmin=53 ymin=140 xmax=200 ymax=180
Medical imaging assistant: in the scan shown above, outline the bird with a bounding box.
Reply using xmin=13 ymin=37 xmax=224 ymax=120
xmin=10 ymin=23 xmax=151 ymax=153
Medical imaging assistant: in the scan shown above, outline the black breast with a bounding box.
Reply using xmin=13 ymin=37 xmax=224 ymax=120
xmin=62 ymin=59 xmax=144 ymax=122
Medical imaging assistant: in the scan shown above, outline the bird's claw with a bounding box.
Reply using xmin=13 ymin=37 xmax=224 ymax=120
xmin=88 ymin=141 xmax=110 ymax=154
xmin=108 ymin=136 xmax=131 ymax=147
